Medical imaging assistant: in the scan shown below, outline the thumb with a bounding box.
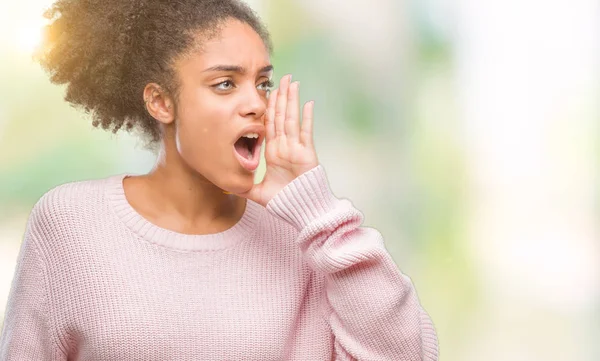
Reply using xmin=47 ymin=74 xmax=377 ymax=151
xmin=233 ymin=183 xmax=264 ymax=207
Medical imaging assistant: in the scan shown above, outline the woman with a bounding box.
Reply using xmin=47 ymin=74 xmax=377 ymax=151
xmin=0 ymin=0 xmax=438 ymax=360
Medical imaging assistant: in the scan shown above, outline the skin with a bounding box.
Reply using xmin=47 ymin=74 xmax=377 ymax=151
xmin=123 ymin=18 xmax=318 ymax=235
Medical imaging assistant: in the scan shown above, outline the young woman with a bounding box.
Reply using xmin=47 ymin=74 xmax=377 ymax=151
xmin=0 ymin=0 xmax=438 ymax=360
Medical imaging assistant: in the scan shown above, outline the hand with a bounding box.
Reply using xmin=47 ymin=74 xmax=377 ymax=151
xmin=233 ymin=74 xmax=319 ymax=208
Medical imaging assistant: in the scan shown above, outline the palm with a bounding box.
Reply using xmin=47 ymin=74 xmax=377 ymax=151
xmin=258 ymin=127 xmax=318 ymax=203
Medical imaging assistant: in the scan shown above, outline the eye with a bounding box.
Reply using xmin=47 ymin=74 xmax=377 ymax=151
xmin=257 ymin=79 xmax=274 ymax=92
xmin=213 ymin=80 xmax=235 ymax=91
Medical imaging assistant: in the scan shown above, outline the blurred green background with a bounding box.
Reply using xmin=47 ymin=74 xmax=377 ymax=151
xmin=1 ymin=0 xmax=598 ymax=360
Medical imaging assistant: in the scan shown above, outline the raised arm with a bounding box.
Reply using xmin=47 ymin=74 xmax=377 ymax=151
xmin=266 ymin=165 xmax=439 ymax=361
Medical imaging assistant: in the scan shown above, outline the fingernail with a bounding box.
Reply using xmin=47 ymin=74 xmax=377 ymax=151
xmin=288 ymin=74 xmax=293 ymax=82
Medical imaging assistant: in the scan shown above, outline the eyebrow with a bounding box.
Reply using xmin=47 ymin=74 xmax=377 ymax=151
xmin=202 ymin=64 xmax=274 ymax=75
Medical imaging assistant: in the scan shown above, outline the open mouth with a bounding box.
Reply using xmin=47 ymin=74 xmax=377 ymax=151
xmin=233 ymin=136 xmax=259 ymax=160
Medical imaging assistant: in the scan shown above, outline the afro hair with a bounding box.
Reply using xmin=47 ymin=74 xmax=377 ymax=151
xmin=34 ymin=0 xmax=273 ymax=151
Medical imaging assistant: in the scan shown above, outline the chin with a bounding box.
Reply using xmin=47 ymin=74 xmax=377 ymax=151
xmin=223 ymin=169 xmax=255 ymax=193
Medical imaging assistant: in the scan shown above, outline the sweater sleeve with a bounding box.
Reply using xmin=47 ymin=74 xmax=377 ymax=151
xmin=0 ymin=203 xmax=68 ymax=361
xmin=266 ymin=165 xmax=439 ymax=361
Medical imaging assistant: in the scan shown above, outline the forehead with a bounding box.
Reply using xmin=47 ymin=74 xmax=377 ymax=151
xmin=180 ymin=19 xmax=270 ymax=72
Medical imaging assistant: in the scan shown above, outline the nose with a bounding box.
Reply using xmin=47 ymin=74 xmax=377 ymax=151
xmin=240 ymin=83 xmax=267 ymax=120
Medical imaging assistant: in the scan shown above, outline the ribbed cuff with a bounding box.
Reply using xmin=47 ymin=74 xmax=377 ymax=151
xmin=265 ymin=164 xmax=341 ymax=231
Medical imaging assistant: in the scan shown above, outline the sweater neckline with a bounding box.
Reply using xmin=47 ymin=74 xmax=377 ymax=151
xmin=105 ymin=173 xmax=263 ymax=252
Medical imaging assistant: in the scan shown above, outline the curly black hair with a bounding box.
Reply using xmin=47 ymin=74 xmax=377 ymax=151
xmin=34 ymin=0 xmax=273 ymax=151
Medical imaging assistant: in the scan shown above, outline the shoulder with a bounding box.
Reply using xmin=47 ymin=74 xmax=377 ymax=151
xmin=27 ymin=174 xmax=120 ymax=234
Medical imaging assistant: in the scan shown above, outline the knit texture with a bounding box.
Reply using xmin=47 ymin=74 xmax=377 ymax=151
xmin=0 ymin=164 xmax=438 ymax=361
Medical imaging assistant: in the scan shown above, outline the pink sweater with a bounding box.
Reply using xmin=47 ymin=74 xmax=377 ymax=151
xmin=0 ymin=165 xmax=438 ymax=360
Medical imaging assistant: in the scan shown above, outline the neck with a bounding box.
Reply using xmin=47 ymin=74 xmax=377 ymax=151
xmin=140 ymin=145 xmax=245 ymax=230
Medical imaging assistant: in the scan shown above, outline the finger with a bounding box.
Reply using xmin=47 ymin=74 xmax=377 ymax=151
xmin=285 ymin=81 xmax=300 ymax=141
xmin=275 ymin=74 xmax=291 ymax=137
xmin=265 ymin=88 xmax=278 ymax=142
xmin=300 ymin=100 xmax=314 ymax=146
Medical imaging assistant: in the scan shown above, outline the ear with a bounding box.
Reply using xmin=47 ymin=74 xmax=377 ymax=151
xmin=143 ymin=83 xmax=175 ymax=125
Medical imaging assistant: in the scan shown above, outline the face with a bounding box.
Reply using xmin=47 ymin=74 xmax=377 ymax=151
xmin=170 ymin=19 xmax=272 ymax=194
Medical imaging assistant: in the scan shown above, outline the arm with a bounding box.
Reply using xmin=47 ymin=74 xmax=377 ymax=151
xmin=0 ymin=203 xmax=68 ymax=360
xmin=266 ymin=165 xmax=439 ymax=361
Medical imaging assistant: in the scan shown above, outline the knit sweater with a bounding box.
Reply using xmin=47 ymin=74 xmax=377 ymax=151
xmin=0 ymin=164 xmax=438 ymax=361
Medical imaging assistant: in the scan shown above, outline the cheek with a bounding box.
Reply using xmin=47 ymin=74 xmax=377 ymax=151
xmin=174 ymin=97 xmax=234 ymax=167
